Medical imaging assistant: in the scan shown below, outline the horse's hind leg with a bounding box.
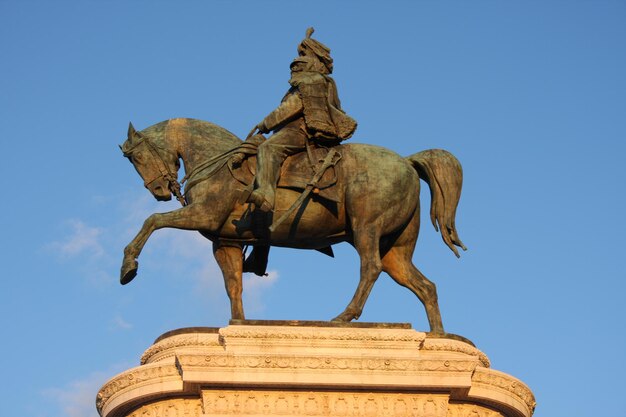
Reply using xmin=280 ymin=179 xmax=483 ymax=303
xmin=382 ymin=248 xmax=443 ymax=333
xmin=381 ymin=214 xmax=444 ymax=333
xmin=333 ymin=224 xmax=383 ymax=322
xmin=213 ymin=242 xmax=245 ymax=320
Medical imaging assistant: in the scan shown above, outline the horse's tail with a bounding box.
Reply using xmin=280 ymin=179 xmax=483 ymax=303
xmin=406 ymin=149 xmax=467 ymax=257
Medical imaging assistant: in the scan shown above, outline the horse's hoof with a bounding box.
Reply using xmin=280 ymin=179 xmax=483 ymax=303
xmin=331 ymin=312 xmax=353 ymax=322
xmin=120 ymin=259 xmax=138 ymax=285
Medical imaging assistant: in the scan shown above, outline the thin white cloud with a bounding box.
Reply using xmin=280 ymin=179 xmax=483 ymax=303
xmin=43 ymin=370 xmax=112 ymax=417
xmin=244 ymin=269 xmax=279 ymax=290
xmin=173 ymin=237 xmax=281 ymax=317
xmin=121 ymin=192 xmax=180 ymax=232
xmin=111 ymin=314 xmax=133 ymax=330
xmin=243 ymin=269 xmax=279 ymax=314
xmin=86 ymin=268 xmax=116 ymax=289
xmin=55 ymin=188 xmax=278 ymax=317
xmin=45 ymin=218 xmax=116 ymax=289
xmin=153 ymin=228 xmax=212 ymax=259
xmin=48 ymin=220 xmax=104 ymax=259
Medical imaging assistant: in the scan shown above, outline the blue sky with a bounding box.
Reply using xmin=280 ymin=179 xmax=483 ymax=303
xmin=1 ymin=1 xmax=625 ymax=416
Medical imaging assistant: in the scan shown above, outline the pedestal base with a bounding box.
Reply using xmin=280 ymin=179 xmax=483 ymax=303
xmin=96 ymin=321 xmax=535 ymax=417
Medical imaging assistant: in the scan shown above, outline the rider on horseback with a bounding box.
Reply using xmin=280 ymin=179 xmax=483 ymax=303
xmin=247 ymin=27 xmax=357 ymax=212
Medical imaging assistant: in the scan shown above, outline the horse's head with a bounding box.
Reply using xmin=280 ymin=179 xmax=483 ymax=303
xmin=120 ymin=122 xmax=180 ymax=202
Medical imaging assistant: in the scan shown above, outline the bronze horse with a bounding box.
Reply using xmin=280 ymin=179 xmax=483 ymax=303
xmin=120 ymin=118 xmax=466 ymax=333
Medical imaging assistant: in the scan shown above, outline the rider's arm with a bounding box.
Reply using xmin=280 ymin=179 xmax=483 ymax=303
xmin=260 ymin=92 xmax=304 ymax=132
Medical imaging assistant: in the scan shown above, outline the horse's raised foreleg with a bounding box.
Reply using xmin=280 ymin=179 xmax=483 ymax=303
xmin=213 ymin=242 xmax=245 ymax=320
xmin=121 ymin=204 xmax=215 ymax=284
xmin=332 ymin=225 xmax=383 ymax=322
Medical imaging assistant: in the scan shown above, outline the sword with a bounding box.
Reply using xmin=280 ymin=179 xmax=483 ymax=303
xmin=246 ymin=126 xmax=259 ymax=139
xmin=269 ymin=149 xmax=341 ymax=233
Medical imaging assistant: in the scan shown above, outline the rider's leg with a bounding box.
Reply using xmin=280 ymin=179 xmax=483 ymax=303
xmin=250 ymin=123 xmax=307 ymax=211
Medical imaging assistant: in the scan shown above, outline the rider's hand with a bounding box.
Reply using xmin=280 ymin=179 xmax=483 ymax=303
xmin=231 ymin=153 xmax=245 ymax=166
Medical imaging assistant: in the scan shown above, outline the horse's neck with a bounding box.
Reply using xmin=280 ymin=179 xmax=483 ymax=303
xmin=178 ymin=140 xmax=207 ymax=175
xmin=155 ymin=118 xmax=241 ymax=178
xmin=176 ymin=133 xmax=235 ymax=177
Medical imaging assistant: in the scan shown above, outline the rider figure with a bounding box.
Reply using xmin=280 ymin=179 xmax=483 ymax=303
xmin=248 ymin=27 xmax=357 ymax=212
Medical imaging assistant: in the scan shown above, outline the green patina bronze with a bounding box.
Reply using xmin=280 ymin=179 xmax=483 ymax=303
xmin=119 ymin=29 xmax=466 ymax=334
xmin=120 ymin=117 xmax=465 ymax=334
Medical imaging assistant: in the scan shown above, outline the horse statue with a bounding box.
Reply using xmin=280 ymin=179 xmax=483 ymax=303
xmin=120 ymin=117 xmax=466 ymax=333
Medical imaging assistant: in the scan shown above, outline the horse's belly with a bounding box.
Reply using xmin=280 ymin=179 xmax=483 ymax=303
xmin=217 ymin=190 xmax=346 ymax=247
xmin=270 ymin=191 xmax=346 ymax=245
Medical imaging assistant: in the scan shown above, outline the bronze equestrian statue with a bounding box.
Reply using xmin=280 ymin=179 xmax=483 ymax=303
xmin=119 ymin=29 xmax=466 ymax=334
xmin=119 ymin=118 xmax=465 ymax=333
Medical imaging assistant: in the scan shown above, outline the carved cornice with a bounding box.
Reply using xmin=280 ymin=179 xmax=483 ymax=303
xmin=178 ymin=353 xmax=478 ymax=373
xmin=219 ymin=325 xmax=425 ymax=343
xmin=96 ymin=364 xmax=181 ymax=415
xmin=141 ymin=333 xmax=221 ymax=365
xmin=422 ymin=338 xmax=491 ymax=368
xmin=447 ymin=403 xmax=505 ymax=417
xmin=472 ymin=367 xmax=536 ymax=415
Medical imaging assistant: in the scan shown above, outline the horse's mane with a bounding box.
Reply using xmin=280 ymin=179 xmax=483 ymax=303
xmin=141 ymin=118 xmax=242 ymax=152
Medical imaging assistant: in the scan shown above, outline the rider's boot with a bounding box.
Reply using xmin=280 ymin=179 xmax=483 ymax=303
xmin=243 ymin=245 xmax=270 ymax=276
xmin=249 ymin=189 xmax=274 ymax=212
xmin=248 ymin=148 xmax=283 ymax=212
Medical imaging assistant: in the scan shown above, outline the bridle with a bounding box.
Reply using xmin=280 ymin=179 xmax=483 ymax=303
xmin=121 ymin=132 xmax=187 ymax=207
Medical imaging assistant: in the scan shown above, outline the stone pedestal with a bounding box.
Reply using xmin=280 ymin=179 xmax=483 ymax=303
xmin=96 ymin=321 xmax=535 ymax=417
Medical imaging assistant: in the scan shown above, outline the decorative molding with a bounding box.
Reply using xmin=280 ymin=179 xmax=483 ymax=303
xmin=96 ymin=364 xmax=181 ymax=414
xmin=141 ymin=333 xmax=221 ymax=365
xmin=472 ymin=367 xmax=536 ymax=414
xmin=219 ymin=325 xmax=425 ymax=343
xmin=422 ymin=338 xmax=491 ymax=368
xmin=447 ymin=403 xmax=505 ymax=417
xmin=178 ymin=353 xmax=478 ymax=373
xmin=127 ymin=398 xmax=202 ymax=417
xmin=202 ymin=389 xmax=449 ymax=416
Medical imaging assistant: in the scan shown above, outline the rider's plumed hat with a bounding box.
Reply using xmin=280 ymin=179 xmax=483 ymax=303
xmin=297 ymin=27 xmax=333 ymax=74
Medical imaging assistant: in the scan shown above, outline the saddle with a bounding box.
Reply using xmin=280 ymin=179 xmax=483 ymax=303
xmin=229 ymin=138 xmax=342 ymax=277
xmin=229 ymin=140 xmax=343 ymax=204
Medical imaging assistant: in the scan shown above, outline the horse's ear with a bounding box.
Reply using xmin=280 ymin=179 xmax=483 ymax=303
xmin=128 ymin=122 xmax=137 ymax=139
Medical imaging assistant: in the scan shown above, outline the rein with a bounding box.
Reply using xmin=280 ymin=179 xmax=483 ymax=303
xmin=123 ymin=133 xmax=187 ymax=207
xmin=124 ymin=129 xmax=253 ymax=206
xmin=180 ymin=147 xmax=239 ymax=195
xmin=181 ymin=134 xmax=267 ymax=196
